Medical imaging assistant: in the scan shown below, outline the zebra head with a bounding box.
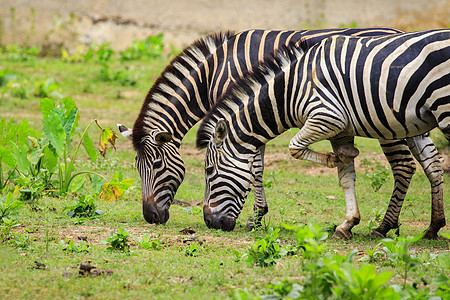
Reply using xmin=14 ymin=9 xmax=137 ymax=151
xmin=198 ymin=119 xmax=261 ymax=231
xmin=119 ymin=124 xmax=185 ymax=224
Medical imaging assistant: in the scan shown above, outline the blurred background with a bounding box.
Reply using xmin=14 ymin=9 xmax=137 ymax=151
xmin=1 ymin=0 xmax=449 ymax=53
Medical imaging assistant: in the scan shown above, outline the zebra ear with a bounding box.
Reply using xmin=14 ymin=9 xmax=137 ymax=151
xmin=155 ymin=131 xmax=172 ymax=145
xmin=117 ymin=123 xmax=132 ymax=140
xmin=213 ymin=119 xmax=228 ymax=146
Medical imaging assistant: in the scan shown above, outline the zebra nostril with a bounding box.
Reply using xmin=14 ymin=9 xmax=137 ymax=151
xmin=143 ymin=201 xmax=161 ymax=224
xmin=204 ymin=213 xmax=214 ymax=228
xmin=220 ymin=216 xmax=236 ymax=232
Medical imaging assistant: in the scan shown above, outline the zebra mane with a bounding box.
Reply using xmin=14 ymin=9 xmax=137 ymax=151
xmin=196 ymin=39 xmax=311 ymax=149
xmin=132 ymin=31 xmax=235 ymax=151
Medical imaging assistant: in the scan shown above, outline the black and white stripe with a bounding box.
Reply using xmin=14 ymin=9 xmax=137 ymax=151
xmin=197 ymin=29 xmax=448 ymax=237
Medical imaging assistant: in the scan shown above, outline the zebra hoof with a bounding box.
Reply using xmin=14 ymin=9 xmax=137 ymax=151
xmin=337 ymin=145 xmax=360 ymax=164
xmin=332 ymin=228 xmax=353 ymax=239
xmin=369 ymin=229 xmax=386 ymax=239
xmin=423 ymin=229 xmax=440 ymax=240
xmin=245 ymin=221 xmax=255 ymax=231
xmin=245 ymin=217 xmax=262 ymax=231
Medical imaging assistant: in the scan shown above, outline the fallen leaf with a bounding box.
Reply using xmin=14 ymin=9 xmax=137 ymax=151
xmin=326 ymin=195 xmax=336 ymax=200
xmin=296 ymin=200 xmax=312 ymax=205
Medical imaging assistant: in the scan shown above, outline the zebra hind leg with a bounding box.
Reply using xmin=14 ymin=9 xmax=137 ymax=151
xmin=245 ymin=177 xmax=268 ymax=231
xmin=407 ymin=135 xmax=445 ymax=239
xmin=245 ymin=147 xmax=268 ymax=231
xmin=370 ymin=139 xmax=416 ymax=238
xmin=331 ymin=139 xmax=360 ymax=239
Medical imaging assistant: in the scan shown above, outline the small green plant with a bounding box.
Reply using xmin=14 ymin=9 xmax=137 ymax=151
xmin=0 ymin=118 xmax=41 ymax=192
xmin=231 ymin=248 xmax=244 ymax=262
xmin=184 ymin=244 xmax=199 ymax=257
xmin=331 ymin=263 xmax=396 ymax=299
xmin=95 ymin=43 xmax=115 ymax=62
xmin=119 ymin=34 xmax=164 ymax=61
xmin=0 ymin=192 xmax=24 ymax=223
xmin=358 ymin=243 xmax=384 ymax=263
xmin=2 ymin=78 xmax=30 ymax=99
xmin=40 ymin=97 xmax=116 ymax=194
xmin=10 ymin=232 xmax=33 ymax=250
xmin=61 ymin=45 xmax=90 ymax=63
xmin=366 ymin=208 xmax=384 ymax=233
xmin=261 ymin=279 xmax=302 ymax=299
xmin=64 ymin=194 xmax=104 ymax=219
xmin=433 ymin=253 xmax=450 ymax=298
xmin=134 ymin=234 xmax=163 ymax=250
xmin=283 ymin=223 xmax=328 ymax=259
xmin=1 ymin=44 xmax=40 ymax=61
xmin=381 ymin=233 xmax=424 ymax=287
xmin=246 ymin=228 xmax=287 ymax=267
xmin=0 ymin=218 xmax=21 ymax=242
xmin=100 ymin=228 xmax=130 ymax=253
xmin=33 ymin=77 xmax=63 ymax=99
xmin=59 ymin=239 xmax=90 ymax=253
xmin=361 ymin=158 xmax=390 ymax=192
xmin=93 ymin=43 xmax=136 ymax=86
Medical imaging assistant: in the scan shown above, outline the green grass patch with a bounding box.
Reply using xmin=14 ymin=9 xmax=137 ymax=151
xmin=0 ymin=43 xmax=449 ymax=299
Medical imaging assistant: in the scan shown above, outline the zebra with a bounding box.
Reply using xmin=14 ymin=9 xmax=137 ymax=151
xmin=119 ymin=28 xmax=443 ymax=237
xmin=196 ymin=29 xmax=449 ymax=239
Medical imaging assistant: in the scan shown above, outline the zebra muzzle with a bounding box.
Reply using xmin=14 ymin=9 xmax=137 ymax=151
xmin=143 ymin=199 xmax=170 ymax=224
xmin=203 ymin=205 xmax=236 ymax=231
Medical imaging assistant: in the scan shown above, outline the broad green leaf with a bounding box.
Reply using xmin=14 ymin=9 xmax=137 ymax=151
xmin=62 ymin=107 xmax=78 ymax=141
xmin=40 ymin=98 xmax=55 ymax=118
xmin=82 ymin=133 xmax=97 ymax=162
xmin=43 ymin=146 xmax=58 ymax=172
xmin=26 ymin=137 xmax=45 ymax=166
xmin=43 ymin=110 xmax=66 ymax=157
xmin=69 ymin=176 xmax=86 ymax=193
xmin=4 ymin=120 xmax=17 ymax=147
xmin=16 ymin=119 xmax=30 ymax=146
xmin=99 ymin=127 xmax=118 ymax=157
xmin=0 ymin=146 xmax=16 ymax=168
xmin=0 ymin=192 xmax=23 ymax=221
xmin=13 ymin=144 xmax=31 ymax=172
xmin=92 ymin=175 xmax=105 ymax=194
xmin=61 ymin=97 xmax=77 ymax=117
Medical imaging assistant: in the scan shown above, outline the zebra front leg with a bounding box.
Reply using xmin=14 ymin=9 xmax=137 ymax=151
xmin=407 ymin=135 xmax=445 ymax=239
xmin=246 ymin=147 xmax=268 ymax=231
xmin=288 ymin=119 xmax=360 ymax=239
xmin=331 ymin=139 xmax=360 ymax=239
xmin=288 ymin=117 xmax=354 ymax=168
xmin=371 ymin=139 xmax=416 ymax=238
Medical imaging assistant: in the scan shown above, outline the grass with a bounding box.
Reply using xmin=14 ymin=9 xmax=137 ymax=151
xmin=0 ymin=47 xmax=449 ymax=299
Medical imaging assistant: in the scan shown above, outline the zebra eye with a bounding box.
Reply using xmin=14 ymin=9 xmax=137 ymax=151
xmin=153 ymin=158 xmax=163 ymax=167
xmin=205 ymin=165 xmax=215 ymax=175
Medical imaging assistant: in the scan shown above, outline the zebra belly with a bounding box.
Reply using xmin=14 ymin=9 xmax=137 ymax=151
xmin=349 ymin=109 xmax=437 ymax=140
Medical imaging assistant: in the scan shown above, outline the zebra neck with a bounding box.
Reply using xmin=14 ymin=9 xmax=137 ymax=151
xmin=136 ymin=41 xmax=223 ymax=148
